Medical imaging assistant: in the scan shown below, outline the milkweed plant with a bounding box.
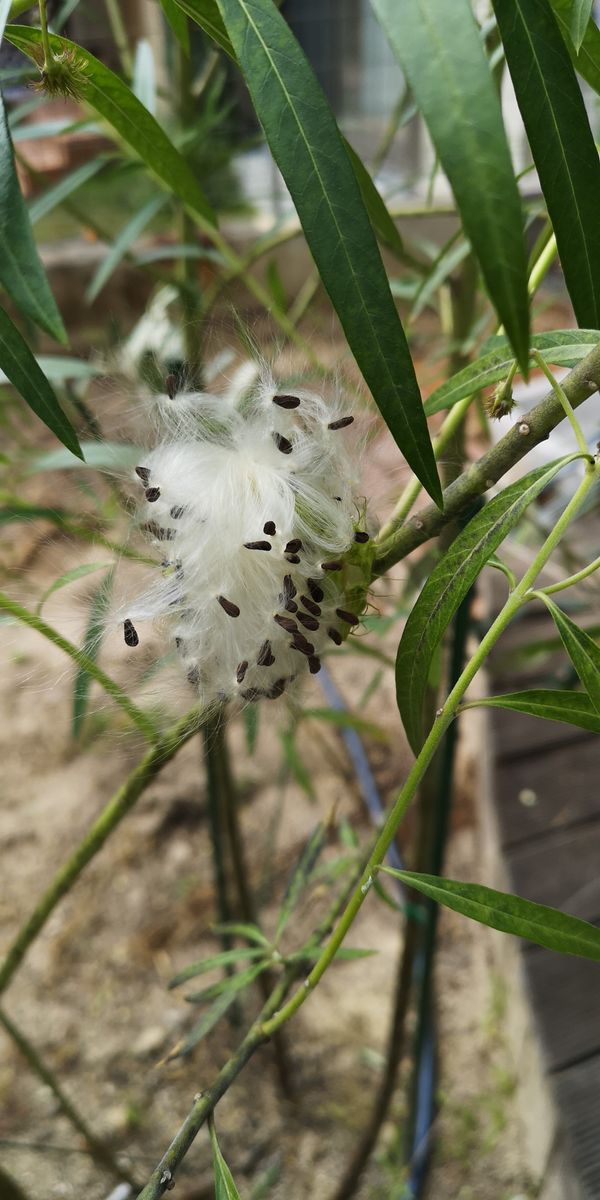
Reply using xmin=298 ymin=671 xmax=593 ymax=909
xmin=1 ymin=0 xmax=600 ymax=1196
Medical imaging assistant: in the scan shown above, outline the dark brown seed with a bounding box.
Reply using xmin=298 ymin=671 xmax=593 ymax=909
xmin=282 ymin=574 xmax=297 ymax=601
xmin=135 ymin=466 xmax=150 ymax=485
xmin=244 ymin=540 xmax=272 ymax=551
xmin=334 ymin=496 xmax=342 ymax=502
xmin=144 ymin=522 xmax=174 ymax=541
xmin=308 ymin=655 xmax=322 ymax=674
xmin=274 ymin=613 xmax=298 ymax=634
xmin=297 ymin=612 xmax=319 ymax=632
xmin=217 ymin=595 xmax=240 ymax=618
xmin=336 ymin=608 xmax=360 ymax=625
xmin=328 ymin=416 xmax=354 ymax=430
xmin=321 ymin=561 xmax=342 ymax=572
xmin=266 ymin=678 xmax=286 ymax=699
xmin=171 ymin=505 xmax=185 ymax=519
xmin=165 ymin=373 xmax=178 ymax=399
xmin=263 ymin=521 xmax=276 ymax=536
xmin=241 ymin=688 xmax=263 ymax=702
xmin=354 ymin=530 xmax=369 ymax=543
xmin=273 ymin=394 xmax=300 ymax=409
xmin=327 ymin=627 xmax=343 ymax=646
xmin=291 ymin=633 xmax=315 ymax=656
xmin=175 ymin=636 xmax=184 ymax=651
xmin=286 ymin=554 xmax=301 ymax=564
xmin=284 ymin=538 xmax=302 ymax=554
xmin=123 ymin=619 xmax=139 ymax=647
xmin=307 ymin=579 xmax=324 ymax=603
xmin=257 ymin=640 xmax=276 ymax=667
xmin=145 ymin=487 xmax=161 ymax=502
xmin=187 ymin=665 xmax=200 ymax=686
xmin=273 ymin=432 xmax=293 ymax=454
xmin=236 ymin=661 xmax=249 ymax=684
xmin=300 ymin=595 xmax=321 ymax=617
xmin=284 ymin=598 xmax=298 ymax=614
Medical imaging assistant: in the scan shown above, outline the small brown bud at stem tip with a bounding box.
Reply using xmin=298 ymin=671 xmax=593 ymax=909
xmin=123 ymin=619 xmax=139 ymax=647
xmin=217 ymin=595 xmax=240 ymax=618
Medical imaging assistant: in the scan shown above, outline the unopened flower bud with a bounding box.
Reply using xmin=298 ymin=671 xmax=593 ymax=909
xmin=485 ymin=378 xmax=516 ymax=419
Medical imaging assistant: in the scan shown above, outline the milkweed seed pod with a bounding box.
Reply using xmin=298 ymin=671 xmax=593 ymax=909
xmin=121 ymin=367 xmax=374 ymax=707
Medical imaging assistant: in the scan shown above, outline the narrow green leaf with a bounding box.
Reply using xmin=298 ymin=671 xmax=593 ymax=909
xmin=72 ymin=566 xmax=114 ymax=738
xmin=410 ymin=233 xmax=471 ymax=322
xmin=0 ymin=306 xmax=82 ymax=458
xmin=549 ymin=0 xmax=600 ymax=95
xmin=36 ymin=561 xmax=113 ymax=615
xmin=424 ymin=329 xmax=600 ymax=415
xmin=542 ymin=596 xmax=600 ymax=711
xmin=4 ymin=26 xmax=217 ymax=227
xmin=160 ymin=0 xmax=190 ymax=53
xmin=213 ymin=0 xmax=440 ymax=504
xmin=396 ymin=458 xmax=576 ymax=752
xmin=209 ymin=1117 xmax=242 ymax=1200
xmin=570 ymin=0 xmax=594 ymax=49
xmin=343 ymin=137 xmax=404 ymax=257
xmin=28 ymin=156 xmax=108 ymax=225
xmin=471 ymin=688 xmax=600 ymax=733
xmin=0 ymin=355 xmax=101 ymax=386
xmin=371 ymin=0 xmax=530 ymax=371
xmin=0 ymin=94 xmax=66 ymax=341
xmin=300 ymin=707 xmax=388 ymax=742
xmin=381 ymin=868 xmax=600 ymax=960
xmin=493 ymin=0 xmax=600 ymax=329
xmin=169 ymin=0 xmax=234 ymax=57
xmin=174 ymin=961 xmax=267 ymax=1055
xmin=276 ymin=821 xmax=327 ymax=940
xmin=185 ymin=959 xmax=269 ymax=1004
xmin=168 ymin=946 xmax=268 ymax=989
xmin=86 ymin=194 xmax=168 ymax=303
xmin=211 ymin=921 xmax=269 ymax=946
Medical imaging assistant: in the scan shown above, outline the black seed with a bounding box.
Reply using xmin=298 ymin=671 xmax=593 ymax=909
xmin=144 ymin=521 xmax=174 ymax=541
xmin=297 ymin=612 xmax=319 ymax=632
xmin=282 ymin=574 xmax=297 ymax=601
xmin=321 ymin=561 xmax=342 ymax=572
xmin=327 ymin=627 xmax=343 ymax=646
xmin=286 ymin=554 xmax=301 ymax=564
xmin=273 ymin=394 xmax=300 ymax=409
xmin=187 ymin=665 xmax=200 ymax=686
xmin=244 ymin=540 xmax=272 ymax=552
xmin=165 ymin=373 xmax=178 ymax=399
xmin=135 ymin=466 xmax=150 ymax=485
xmin=300 ymin=595 xmax=321 ymax=617
xmin=336 ymin=608 xmax=360 ymax=626
xmin=308 ymin=655 xmax=322 ymax=674
xmin=217 ymin=595 xmax=240 ymax=618
xmin=123 ymin=619 xmax=139 ymax=647
xmin=171 ymin=505 xmax=185 ymax=519
xmin=145 ymin=487 xmax=161 ymax=503
xmin=257 ymin=640 xmax=276 ymax=667
xmin=354 ymin=530 xmax=369 ymax=543
xmin=273 ymin=432 xmax=293 ymax=454
xmin=236 ymin=661 xmax=249 ymax=684
xmin=175 ymin=636 xmax=184 ymax=651
xmin=266 ymin=678 xmax=286 ymax=699
xmin=307 ymin=579 xmax=324 ymax=603
xmin=328 ymin=416 xmax=354 ymax=430
xmin=284 ymin=598 xmax=298 ymax=614
xmin=284 ymin=538 xmax=302 ymax=554
xmin=291 ymin=632 xmax=315 ymax=656
xmin=334 ymin=496 xmax=342 ymax=502
xmin=274 ymin=613 xmax=298 ymax=634
xmin=263 ymin=521 xmax=276 ymax=536
xmin=241 ymin=687 xmax=263 ymax=702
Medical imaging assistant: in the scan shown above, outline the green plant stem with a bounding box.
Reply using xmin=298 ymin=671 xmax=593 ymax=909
xmin=527 ymin=230 xmax=557 ymax=296
xmin=37 ymin=0 xmax=52 ymax=68
xmin=0 ymin=592 xmax=158 ymax=742
xmin=0 ymin=705 xmax=204 ymax=996
xmin=261 ymin=462 xmax=598 ymax=1038
xmin=0 ymin=1007 xmax=138 ymax=1189
xmin=531 ymin=349 xmax=590 ymax=456
xmin=104 ymin=0 xmax=133 ymax=77
xmin=373 ymin=342 xmax=600 ymax=575
xmin=538 ymin=552 xmax=600 ymax=595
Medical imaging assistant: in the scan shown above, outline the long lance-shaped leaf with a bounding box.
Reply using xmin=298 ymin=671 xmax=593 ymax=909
xmin=0 ymin=305 xmax=82 ymax=457
xmin=209 ymin=1117 xmax=242 ymax=1200
xmin=0 ymin=94 xmax=66 ymax=341
xmin=381 ymin=869 xmax=600 ymax=961
xmin=570 ymin=0 xmax=594 ymax=49
xmin=493 ymin=0 xmax=600 ymax=330
xmin=211 ymin=0 xmax=441 ymax=505
xmin=541 ymin=596 xmax=600 ymax=711
xmin=425 ymin=329 xmax=600 ymax=415
xmin=371 ymin=0 xmax=530 ymax=372
xmin=343 ymin=139 xmax=404 ymax=258
xmin=170 ymin=0 xmax=234 ymax=56
xmin=470 ymin=688 xmax=600 ymax=733
xmin=396 ymin=458 xmax=575 ymax=753
xmin=549 ymin=0 xmax=600 ymax=96
xmin=160 ymin=0 xmax=190 ymax=54
xmin=4 ymin=26 xmax=216 ymax=227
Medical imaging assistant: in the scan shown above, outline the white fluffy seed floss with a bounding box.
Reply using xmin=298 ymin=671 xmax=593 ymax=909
xmin=120 ymin=367 xmax=373 ymax=707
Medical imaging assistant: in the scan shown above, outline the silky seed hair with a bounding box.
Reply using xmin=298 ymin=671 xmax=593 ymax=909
xmin=119 ymin=362 xmax=370 ymax=708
